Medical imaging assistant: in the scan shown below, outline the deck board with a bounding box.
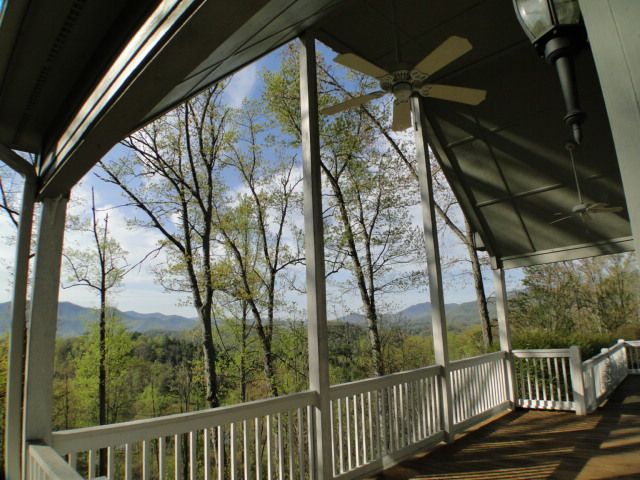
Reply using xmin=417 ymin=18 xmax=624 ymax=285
xmin=378 ymin=376 xmax=640 ymax=480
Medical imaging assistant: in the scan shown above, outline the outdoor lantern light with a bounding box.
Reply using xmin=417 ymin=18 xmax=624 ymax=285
xmin=513 ymin=0 xmax=587 ymax=144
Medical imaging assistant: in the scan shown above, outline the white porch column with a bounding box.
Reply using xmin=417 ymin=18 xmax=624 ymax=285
xmin=4 ymin=167 xmax=36 ymax=480
xmin=493 ymin=266 xmax=516 ymax=406
xmin=411 ymin=95 xmax=454 ymax=442
xmin=299 ymin=33 xmax=332 ymax=479
xmin=579 ymin=1 xmax=640 ymax=255
xmin=22 ymin=195 xmax=68 ymax=466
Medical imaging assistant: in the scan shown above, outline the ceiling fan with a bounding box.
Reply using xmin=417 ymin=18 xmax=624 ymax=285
xmin=320 ymin=35 xmax=487 ymax=131
xmin=550 ymin=142 xmax=624 ymax=225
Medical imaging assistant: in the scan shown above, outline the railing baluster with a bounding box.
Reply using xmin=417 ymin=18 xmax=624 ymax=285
xmin=88 ymin=449 xmax=96 ymax=479
xmin=546 ymin=357 xmax=554 ymax=402
xmin=175 ymin=434 xmax=183 ymax=480
xmin=189 ymin=430 xmax=196 ymax=480
xmin=307 ymin=405 xmax=315 ymax=480
xmin=277 ymin=413 xmax=284 ymax=480
xmin=158 ymin=437 xmax=166 ymax=480
xmin=230 ymin=422 xmax=237 ymax=480
xmin=107 ymin=446 xmax=115 ymax=480
xmin=423 ymin=378 xmax=430 ymax=437
xmin=360 ymin=392 xmax=367 ymax=464
xmin=561 ymin=357 xmax=570 ymax=402
xmin=367 ymin=391 xmax=374 ymax=462
xmin=389 ymin=385 xmax=400 ymax=450
xmin=255 ymin=417 xmax=262 ymax=480
xmin=217 ymin=425 xmax=224 ymax=480
xmin=142 ymin=440 xmax=151 ymax=480
xmin=266 ymin=415 xmax=273 ymax=480
xmin=298 ymin=408 xmax=304 ymax=480
xmin=353 ymin=395 xmax=359 ymax=466
xmin=344 ymin=396 xmax=353 ymax=470
xmin=124 ymin=443 xmax=132 ymax=480
xmin=68 ymin=452 xmax=77 ymax=469
xmin=244 ymin=420 xmax=249 ymax=480
xmin=287 ymin=411 xmax=294 ymax=480
xmin=204 ymin=428 xmax=211 ymax=480
xmin=337 ymin=398 xmax=344 ymax=473
xmin=419 ymin=378 xmax=426 ymax=437
xmin=377 ymin=388 xmax=390 ymax=458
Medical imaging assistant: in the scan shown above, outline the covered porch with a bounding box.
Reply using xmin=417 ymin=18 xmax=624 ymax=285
xmin=1 ymin=0 xmax=640 ymax=479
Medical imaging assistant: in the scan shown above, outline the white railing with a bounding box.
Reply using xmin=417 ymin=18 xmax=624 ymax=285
xmin=51 ymin=391 xmax=317 ymax=480
xmin=44 ymin=340 xmax=639 ymax=479
xmin=328 ymin=365 xmax=443 ymax=480
xmin=28 ymin=444 xmax=84 ymax=480
xmin=449 ymin=351 xmax=510 ymax=432
xmin=512 ymin=348 xmax=578 ymax=411
xmin=583 ymin=340 xmax=629 ymax=412
xmin=626 ymin=340 xmax=640 ymax=373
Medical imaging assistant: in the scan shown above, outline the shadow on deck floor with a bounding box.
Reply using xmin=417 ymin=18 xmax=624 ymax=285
xmin=377 ymin=376 xmax=640 ymax=480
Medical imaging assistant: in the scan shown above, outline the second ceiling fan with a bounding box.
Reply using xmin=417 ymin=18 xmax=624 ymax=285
xmin=320 ymin=35 xmax=487 ymax=131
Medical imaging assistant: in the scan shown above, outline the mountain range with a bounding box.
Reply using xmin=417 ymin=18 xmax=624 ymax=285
xmin=337 ymin=298 xmax=497 ymax=333
xmin=0 ymin=302 xmax=197 ymax=337
xmin=0 ymin=298 xmax=495 ymax=337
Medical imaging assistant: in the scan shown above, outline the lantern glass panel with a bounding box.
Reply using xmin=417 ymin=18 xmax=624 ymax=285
xmin=515 ymin=0 xmax=553 ymax=40
xmin=552 ymin=0 xmax=580 ymax=25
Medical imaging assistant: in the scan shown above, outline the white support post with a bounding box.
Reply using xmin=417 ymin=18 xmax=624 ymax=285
xmin=5 ymin=173 xmax=36 ymax=480
xmin=493 ymin=267 xmax=516 ymax=407
xmin=299 ymin=33 xmax=332 ymax=480
xmin=582 ymin=358 xmax=597 ymax=413
xmin=569 ymin=346 xmax=587 ymax=415
xmin=579 ymin=1 xmax=640 ymax=256
xmin=22 ymin=195 xmax=69 ymax=471
xmin=411 ymin=95 xmax=454 ymax=442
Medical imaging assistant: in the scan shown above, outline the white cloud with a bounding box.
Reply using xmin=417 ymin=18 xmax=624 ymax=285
xmin=224 ymin=64 xmax=259 ymax=108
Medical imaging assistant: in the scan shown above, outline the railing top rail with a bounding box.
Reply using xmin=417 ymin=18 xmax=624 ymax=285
xmin=584 ymin=341 xmax=626 ymax=365
xmin=512 ymin=349 xmax=571 ymax=358
xmin=52 ymin=390 xmax=317 ymax=455
xmin=626 ymin=340 xmax=640 ymax=347
xmin=28 ymin=444 xmax=83 ymax=479
xmin=449 ymin=351 xmax=506 ymax=371
xmin=329 ymin=364 xmax=442 ymax=399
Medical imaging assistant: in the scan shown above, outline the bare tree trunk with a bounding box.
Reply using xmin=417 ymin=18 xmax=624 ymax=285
xmin=98 ymin=289 xmax=107 ymax=475
xmin=465 ymin=219 xmax=492 ymax=348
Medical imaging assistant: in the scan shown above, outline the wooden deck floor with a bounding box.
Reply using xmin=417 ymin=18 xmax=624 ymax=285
xmin=378 ymin=376 xmax=640 ymax=480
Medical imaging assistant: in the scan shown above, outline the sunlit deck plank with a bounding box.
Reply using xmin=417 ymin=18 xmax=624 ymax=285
xmin=378 ymin=376 xmax=640 ymax=480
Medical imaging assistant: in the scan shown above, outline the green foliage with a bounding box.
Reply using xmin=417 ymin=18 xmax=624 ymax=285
xmin=509 ymin=253 xmax=640 ymax=357
xmin=56 ymin=314 xmax=140 ymax=427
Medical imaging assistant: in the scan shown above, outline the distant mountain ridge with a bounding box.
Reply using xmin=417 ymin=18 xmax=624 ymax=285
xmin=0 ymin=298 xmax=495 ymax=337
xmin=0 ymin=301 xmax=197 ymax=337
xmin=338 ymin=299 xmax=497 ymax=332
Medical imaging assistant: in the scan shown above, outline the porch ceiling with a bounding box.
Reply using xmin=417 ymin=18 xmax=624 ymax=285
xmin=314 ymin=0 xmax=632 ymax=268
xmin=0 ymin=0 xmax=632 ymax=268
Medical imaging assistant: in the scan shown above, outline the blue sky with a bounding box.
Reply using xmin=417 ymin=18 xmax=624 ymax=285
xmin=0 ymin=40 xmax=522 ymax=318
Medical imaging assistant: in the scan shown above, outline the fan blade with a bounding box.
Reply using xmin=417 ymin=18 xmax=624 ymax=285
xmin=590 ymin=205 xmax=624 ymax=213
xmin=391 ymin=100 xmax=411 ymax=131
xmin=334 ymin=53 xmax=389 ymax=79
xmin=550 ymin=214 xmax=575 ymax=225
xmin=420 ymin=84 xmax=487 ymax=105
xmin=320 ymin=91 xmax=386 ymax=115
xmin=413 ymin=36 xmax=473 ymax=76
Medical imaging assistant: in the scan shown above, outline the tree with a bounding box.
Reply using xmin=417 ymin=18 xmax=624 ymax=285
xmin=0 ymin=163 xmax=20 ymax=228
xmin=317 ymin=53 xmax=494 ymax=350
xmin=72 ymin=315 xmax=140 ymax=425
xmin=510 ymin=253 xmax=639 ymax=338
xmin=100 ymin=84 xmax=233 ymax=409
xmin=264 ymin=45 xmax=423 ymax=376
xmin=214 ymin=104 xmax=303 ymax=395
xmin=63 ymin=189 xmax=133 ymax=474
